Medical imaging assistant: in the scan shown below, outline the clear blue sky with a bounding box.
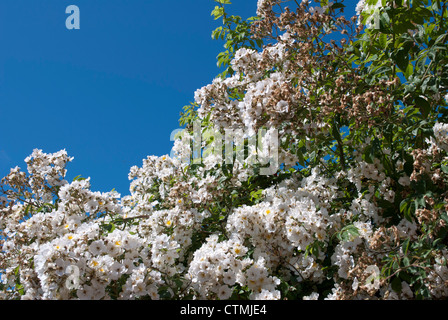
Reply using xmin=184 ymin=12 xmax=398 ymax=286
xmin=0 ymin=0 xmax=358 ymax=196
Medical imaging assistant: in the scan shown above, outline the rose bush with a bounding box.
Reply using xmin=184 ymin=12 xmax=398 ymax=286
xmin=1 ymin=0 xmax=448 ymax=300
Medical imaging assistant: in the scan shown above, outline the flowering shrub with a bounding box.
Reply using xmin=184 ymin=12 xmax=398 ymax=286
xmin=1 ymin=0 xmax=448 ymax=300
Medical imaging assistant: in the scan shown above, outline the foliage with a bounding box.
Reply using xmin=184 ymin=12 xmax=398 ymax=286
xmin=1 ymin=0 xmax=448 ymax=300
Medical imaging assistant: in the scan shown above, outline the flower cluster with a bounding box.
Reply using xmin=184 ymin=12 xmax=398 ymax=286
xmin=1 ymin=0 xmax=448 ymax=300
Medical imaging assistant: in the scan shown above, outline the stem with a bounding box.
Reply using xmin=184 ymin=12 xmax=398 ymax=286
xmin=121 ymin=214 xmax=150 ymax=222
xmin=338 ymin=139 xmax=346 ymax=171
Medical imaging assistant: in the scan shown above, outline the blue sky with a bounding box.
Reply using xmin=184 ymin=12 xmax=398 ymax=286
xmin=0 ymin=0 xmax=358 ymax=196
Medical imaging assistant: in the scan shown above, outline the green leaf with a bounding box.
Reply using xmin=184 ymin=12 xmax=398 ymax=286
xmin=14 ymin=265 xmax=20 ymax=277
xmin=441 ymin=212 xmax=448 ymax=225
xmin=16 ymin=284 xmax=24 ymax=296
xmin=404 ymin=63 xmax=413 ymax=80
xmin=337 ymin=224 xmax=360 ymax=241
xmin=394 ymin=47 xmax=410 ymax=72
xmin=402 ymin=256 xmax=410 ymax=267
xmin=391 ymin=276 xmax=403 ymax=293
xmin=400 ymin=199 xmax=409 ymax=213
xmin=404 ymin=201 xmax=415 ymax=222
xmin=296 ymin=149 xmax=306 ymax=167
xmin=402 ymin=238 xmax=410 ymax=256
xmin=379 ymin=33 xmax=388 ymax=49
xmin=73 ymin=175 xmax=86 ymax=182
xmin=103 ymin=223 xmax=116 ymax=233
xmin=415 ymin=96 xmax=431 ymax=117
xmin=250 ymin=189 xmax=263 ymax=202
xmin=414 ymin=196 xmax=426 ymax=210
xmin=24 ymin=204 xmax=32 ymax=216
xmin=332 ymin=3 xmax=345 ymax=9
xmin=379 ymin=12 xmax=391 ymax=32
xmin=434 ymin=33 xmax=447 ymax=45
xmin=211 ymin=6 xmax=225 ymax=20
xmin=441 ymin=165 xmax=448 ymax=174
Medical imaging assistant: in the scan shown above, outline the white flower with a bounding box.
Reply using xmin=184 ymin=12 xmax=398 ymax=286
xmin=303 ymin=292 xmax=319 ymax=300
xmin=222 ymin=270 xmax=237 ymax=286
xmin=433 ymin=122 xmax=448 ymax=151
xmin=356 ymin=0 xmax=382 ymax=28
xmin=85 ymin=199 xmax=99 ymax=213
xmin=383 ymin=189 xmax=395 ymax=203
xmin=109 ymin=262 xmax=124 ymax=281
xmin=77 ymin=286 xmax=95 ymax=300
xmin=89 ymin=240 xmax=106 ymax=256
xmin=398 ymin=175 xmax=410 ymax=186
xmin=352 ymin=277 xmax=359 ymax=291
xmin=147 ymin=285 xmax=160 ymax=300
xmin=217 ymin=285 xmax=233 ymax=300
xmin=256 ymin=0 xmax=270 ymax=16
xmin=252 ymin=289 xmax=281 ymax=300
